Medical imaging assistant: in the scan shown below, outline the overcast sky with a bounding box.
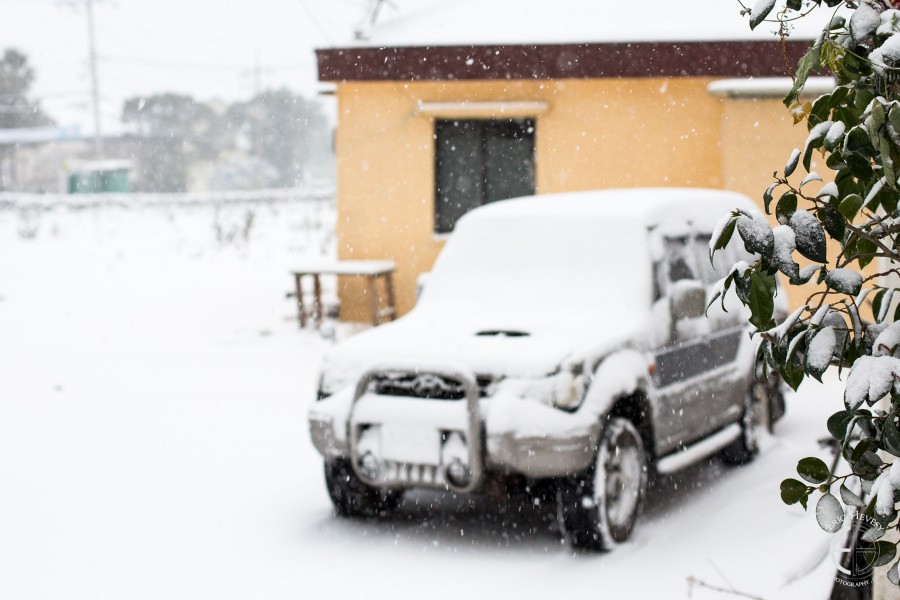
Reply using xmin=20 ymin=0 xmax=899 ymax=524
xmin=2 ymin=0 xmax=362 ymax=135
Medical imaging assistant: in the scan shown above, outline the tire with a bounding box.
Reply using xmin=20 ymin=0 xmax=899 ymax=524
xmin=721 ymin=380 xmax=768 ymax=465
xmin=324 ymin=458 xmax=403 ymax=518
xmin=557 ymin=417 xmax=648 ymax=551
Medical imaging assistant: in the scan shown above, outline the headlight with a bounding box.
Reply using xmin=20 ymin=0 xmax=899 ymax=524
xmin=552 ymin=370 xmax=586 ymax=410
xmin=317 ymin=369 xmax=347 ymax=400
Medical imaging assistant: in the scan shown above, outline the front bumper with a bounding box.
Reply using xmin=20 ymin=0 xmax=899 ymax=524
xmin=308 ymin=363 xmax=598 ymax=489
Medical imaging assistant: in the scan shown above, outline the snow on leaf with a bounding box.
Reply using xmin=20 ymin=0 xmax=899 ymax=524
xmin=772 ymin=225 xmax=799 ymax=280
xmin=764 ymin=303 xmax=807 ymax=340
xmin=809 ymin=304 xmax=830 ymax=328
xmin=784 ymin=148 xmax=801 ymax=178
xmin=789 ymin=210 xmax=826 ymax=262
xmin=816 ymin=493 xmax=844 ymax=533
xmin=825 ymin=121 xmax=846 ymax=151
xmin=749 ymin=0 xmax=776 ymax=29
xmin=807 ymin=326 xmax=836 ymax=379
xmin=816 ymin=181 xmax=838 ymax=198
xmin=870 ymin=32 xmax=900 ymax=74
xmin=873 ymin=322 xmax=900 ymax=357
xmin=844 ymin=356 xmax=900 ymax=409
xmin=736 ymin=215 xmax=774 ymax=258
xmin=797 ymin=264 xmax=821 ymax=284
xmin=804 ymin=120 xmax=833 ymax=156
xmin=800 ymin=172 xmax=823 ymax=187
xmin=850 ymin=3 xmax=880 ymax=43
xmin=825 ymin=268 xmax=863 ymax=296
xmin=864 ymin=178 xmax=885 ymax=209
xmin=878 ymin=9 xmax=900 ymax=37
xmin=875 ymin=470 xmax=898 ymax=516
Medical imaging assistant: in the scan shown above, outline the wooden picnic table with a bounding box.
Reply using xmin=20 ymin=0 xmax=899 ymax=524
xmin=290 ymin=260 xmax=397 ymax=328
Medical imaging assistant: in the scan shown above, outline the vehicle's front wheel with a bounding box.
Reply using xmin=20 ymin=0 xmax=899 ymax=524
xmin=557 ymin=417 xmax=648 ymax=551
xmin=324 ymin=458 xmax=403 ymax=518
xmin=721 ymin=380 xmax=768 ymax=465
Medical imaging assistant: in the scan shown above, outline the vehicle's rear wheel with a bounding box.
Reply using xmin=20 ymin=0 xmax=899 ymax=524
xmin=557 ymin=417 xmax=648 ymax=551
xmin=721 ymin=380 xmax=768 ymax=465
xmin=324 ymin=458 xmax=403 ymax=518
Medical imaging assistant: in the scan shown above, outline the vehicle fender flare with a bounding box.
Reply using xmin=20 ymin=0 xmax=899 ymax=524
xmin=578 ymin=350 xmax=653 ymax=423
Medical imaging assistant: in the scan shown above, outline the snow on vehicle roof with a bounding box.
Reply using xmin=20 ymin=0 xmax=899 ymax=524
xmin=346 ymin=0 xmax=836 ymax=48
xmin=459 ymin=188 xmax=758 ymax=234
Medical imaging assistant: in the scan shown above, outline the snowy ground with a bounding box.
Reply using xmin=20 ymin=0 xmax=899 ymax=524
xmin=0 ymin=196 xmax=846 ymax=599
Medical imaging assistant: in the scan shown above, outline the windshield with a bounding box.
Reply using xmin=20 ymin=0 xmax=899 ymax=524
xmin=416 ymin=213 xmax=652 ymax=326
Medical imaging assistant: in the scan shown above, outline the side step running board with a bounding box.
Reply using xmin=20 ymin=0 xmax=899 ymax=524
xmin=655 ymin=423 xmax=741 ymax=474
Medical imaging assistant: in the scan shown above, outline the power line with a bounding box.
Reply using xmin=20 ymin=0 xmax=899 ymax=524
xmin=297 ymin=0 xmax=340 ymax=45
xmin=97 ymin=54 xmax=313 ymax=72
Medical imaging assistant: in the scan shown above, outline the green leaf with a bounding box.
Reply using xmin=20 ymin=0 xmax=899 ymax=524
xmin=840 ymin=482 xmax=866 ymax=507
xmin=781 ymin=478 xmax=812 ymax=507
xmin=888 ymin=561 xmax=900 ymax=586
xmin=884 ymin=418 xmax=900 ymax=456
xmin=783 ymin=352 xmax=806 ymax=390
xmin=785 ymin=44 xmax=822 ymax=107
xmin=820 ymin=206 xmax=845 ymax=240
xmin=776 ymin=193 xmax=797 ymax=224
xmin=785 ymin=0 xmax=802 ymax=8
xmin=839 ymin=194 xmax=864 ymax=221
xmin=872 ymin=541 xmax=898 ymax=568
xmin=871 ymin=287 xmax=887 ymax=323
xmin=845 ymin=125 xmax=875 ymax=156
xmin=827 ymin=410 xmax=853 ymax=440
xmin=851 ymin=439 xmax=874 ymax=462
xmin=858 ymin=238 xmax=878 ymax=269
xmin=798 ymin=456 xmax=831 ymax=484
xmin=763 ymin=182 xmax=779 ymax=213
xmin=747 ymin=270 xmax=776 ymax=329
xmin=829 ymin=86 xmax=850 ymax=108
xmin=846 ymin=154 xmax=874 ymax=180
xmin=816 ymin=493 xmax=844 ymax=533
xmin=711 ymin=215 xmax=738 ymax=255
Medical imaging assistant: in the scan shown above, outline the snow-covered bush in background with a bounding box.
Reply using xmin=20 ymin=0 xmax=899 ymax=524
xmin=715 ymin=0 xmax=900 ymax=583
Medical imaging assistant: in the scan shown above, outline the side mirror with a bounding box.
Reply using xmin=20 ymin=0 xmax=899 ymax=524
xmin=670 ymin=279 xmax=706 ymax=321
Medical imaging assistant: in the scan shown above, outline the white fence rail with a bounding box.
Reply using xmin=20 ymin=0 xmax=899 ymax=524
xmin=0 ymin=185 xmax=334 ymax=211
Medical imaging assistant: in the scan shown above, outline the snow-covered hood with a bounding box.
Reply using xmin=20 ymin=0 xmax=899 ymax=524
xmin=319 ymin=309 xmax=646 ymax=392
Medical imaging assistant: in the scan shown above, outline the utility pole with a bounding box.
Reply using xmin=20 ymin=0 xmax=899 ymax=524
xmin=243 ymin=48 xmax=269 ymax=158
xmin=86 ymin=0 xmax=103 ymax=158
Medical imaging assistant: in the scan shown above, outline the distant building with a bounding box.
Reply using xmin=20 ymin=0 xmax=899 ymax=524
xmin=316 ymin=0 xmax=830 ymax=320
xmin=63 ymin=159 xmax=132 ymax=194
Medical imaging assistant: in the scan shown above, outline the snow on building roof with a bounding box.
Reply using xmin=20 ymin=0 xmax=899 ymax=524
xmin=317 ymin=1 xmax=841 ymax=82
xmin=344 ymin=0 xmax=835 ymax=48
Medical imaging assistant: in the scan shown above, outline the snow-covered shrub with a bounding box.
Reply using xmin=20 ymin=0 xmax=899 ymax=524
xmin=717 ymin=0 xmax=900 ymax=582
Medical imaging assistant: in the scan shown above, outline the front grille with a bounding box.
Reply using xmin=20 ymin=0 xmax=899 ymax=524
xmin=371 ymin=372 xmax=495 ymax=399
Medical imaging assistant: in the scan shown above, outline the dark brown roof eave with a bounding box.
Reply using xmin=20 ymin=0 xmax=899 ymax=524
xmin=316 ymin=40 xmax=811 ymax=82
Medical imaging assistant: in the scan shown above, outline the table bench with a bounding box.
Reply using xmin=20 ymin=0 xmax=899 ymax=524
xmin=290 ymin=260 xmax=397 ymax=328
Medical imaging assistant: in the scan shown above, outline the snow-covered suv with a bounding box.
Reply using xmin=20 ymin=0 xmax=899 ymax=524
xmin=308 ymin=188 xmax=784 ymax=550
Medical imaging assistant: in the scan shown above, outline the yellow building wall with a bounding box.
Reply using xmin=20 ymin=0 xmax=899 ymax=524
xmin=334 ymin=78 xmax=824 ymax=321
xmin=335 ymin=77 xmax=723 ymax=321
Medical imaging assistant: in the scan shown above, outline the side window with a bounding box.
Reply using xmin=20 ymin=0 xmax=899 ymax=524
xmin=694 ymin=233 xmax=735 ymax=285
xmin=660 ymin=236 xmax=698 ymax=293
